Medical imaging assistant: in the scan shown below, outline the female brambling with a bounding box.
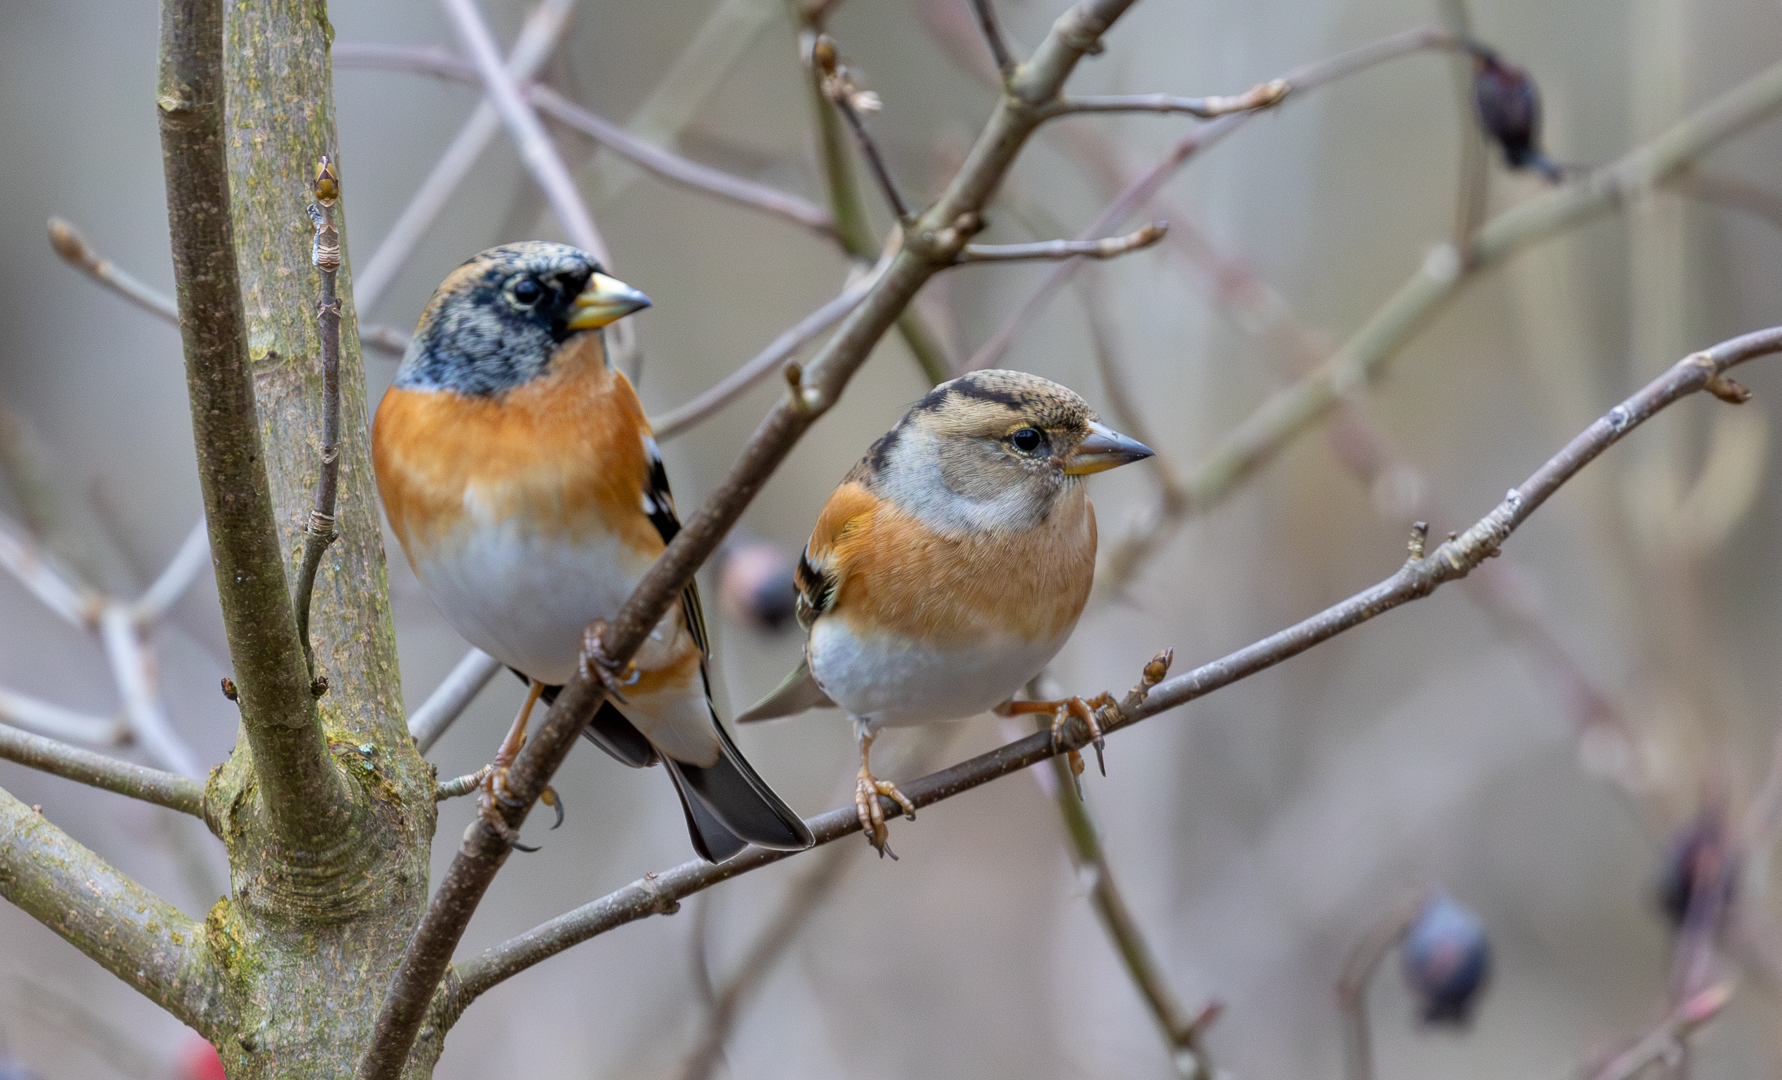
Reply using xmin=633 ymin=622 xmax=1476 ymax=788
xmin=737 ymin=369 xmax=1153 ymax=854
xmin=373 ymin=242 xmax=813 ymax=863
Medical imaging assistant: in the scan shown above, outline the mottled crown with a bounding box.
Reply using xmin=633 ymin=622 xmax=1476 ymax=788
xmin=395 ymin=241 xmax=601 ymax=396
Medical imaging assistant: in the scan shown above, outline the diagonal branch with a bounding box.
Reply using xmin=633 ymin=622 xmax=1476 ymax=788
xmin=969 ymin=0 xmax=1017 ymax=79
xmin=0 ymin=783 xmax=224 ymax=1036
xmin=0 ymin=688 xmax=125 ymax=747
xmin=436 ymin=326 xmax=1782 ymax=1011
xmin=157 ymin=0 xmax=350 ymax=848
xmin=44 ymin=216 xmax=408 ymax=357
xmin=356 ymin=4 xmax=1142 ymax=1076
xmin=956 ymin=221 xmax=1165 ymax=262
xmin=407 ymin=647 xmax=502 ymax=755
xmin=348 ymin=0 xmax=578 ymax=313
xmin=329 ymin=44 xmax=837 ymax=242
xmin=436 ymin=0 xmax=612 ymax=265
xmin=652 ymin=253 xmax=889 ymax=439
xmin=131 ymin=517 xmax=211 ymax=625
xmin=1101 ymin=54 xmax=1782 ymax=583
xmin=966 ymin=24 xmax=1460 ymax=371
xmin=0 ymin=724 xmax=205 ymax=817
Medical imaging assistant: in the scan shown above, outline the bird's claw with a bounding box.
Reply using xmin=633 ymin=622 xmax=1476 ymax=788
xmin=1049 ymin=693 xmax=1115 ymax=782
xmin=540 ymin=785 xmax=565 ymax=830
xmin=856 ymin=767 xmax=915 ymax=859
xmin=578 ymin=621 xmax=636 ymax=703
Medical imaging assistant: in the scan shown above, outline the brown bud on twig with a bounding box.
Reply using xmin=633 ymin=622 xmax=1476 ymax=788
xmin=220 ymin=677 xmax=238 ymax=702
xmin=314 ymin=154 xmax=339 ymax=205
xmin=1704 ymin=375 xmax=1751 ymax=404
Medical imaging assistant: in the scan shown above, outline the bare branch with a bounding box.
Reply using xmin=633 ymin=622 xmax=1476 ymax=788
xmin=1101 ymin=54 xmax=1782 ymax=579
xmin=333 ymin=43 xmax=838 ymax=242
xmin=0 ymin=689 xmax=125 ymax=748
xmin=436 ymin=0 xmax=612 ymax=265
xmin=653 ymin=254 xmax=889 ymax=439
xmin=0 ymin=784 xmax=224 ymax=1035
xmin=348 ymin=0 xmax=577 ymax=313
xmin=1679 ymin=169 xmax=1782 ymax=234
xmin=435 ymin=326 xmax=1782 ymax=1012
xmin=157 ymin=0 xmax=350 ymax=847
xmin=435 ymin=765 xmax=492 ymax=802
xmin=1042 ymin=79 xmax=1290 ymax=120
xmin=812 ymin=33 xmax=911 ymax=220
xmin=957 ymin=221 xmax=1166 ymax=262
xmin=1336 ymin=890 xmax=1425 ymax=1080
xmin=1587 ymin=982 xmax=1732 ymax=1080
xmin=969 ymin=0 xmax=1017 ymax=79
xmin=0 ymin=515 xmax=102 ymax=628
xmin=131 ymin=517 xmax=210 ymax=625
xmin=99 ymin=606 xmax=203 ymax=780
xmin=358 ymin=5 xmax=1142 ymax=1074
xmin=967 ymin=25 xmax=1459 ymax=370
xmin=0 ymin=724 xmax=205 ymax=817
xmin=408 ymin=647 xmax=503 ymax=755
xmin=293 ymin=170 xmax=344 ymax=677
xmin=46 ymin=216 xmax=408 ymax=357
xmin=45 ymin=218 xmax=180 ymax=321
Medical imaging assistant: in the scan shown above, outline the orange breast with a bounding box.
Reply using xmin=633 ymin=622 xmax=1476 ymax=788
xmin=372 ymin=333 xmax=660 ymax=562
xmin=812 ymin=481 xmax=1096 ymax=644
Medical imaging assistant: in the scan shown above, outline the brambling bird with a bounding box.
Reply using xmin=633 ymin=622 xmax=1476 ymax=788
xmin=736 ymin=370 xmax=1153 ymax=854
xmin=373 ymin=242 xmax=814 ymax=863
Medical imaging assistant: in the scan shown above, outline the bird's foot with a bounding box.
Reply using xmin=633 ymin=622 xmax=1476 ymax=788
xmin=476 ymin=680 xmax=543 ymax=849
xmin=855 ymin=766 xmax=916 ymax=859
xmin=998 ymin=692 xmax=1117 ymax=786
xmin=578 ymin=620 xmax=637 ymax=702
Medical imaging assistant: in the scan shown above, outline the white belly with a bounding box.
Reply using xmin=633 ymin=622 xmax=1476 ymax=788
xmin=807 ymin=619 xmax=1069 ymax=727
xmin=412 ymin=522 xmax=651 ymax=685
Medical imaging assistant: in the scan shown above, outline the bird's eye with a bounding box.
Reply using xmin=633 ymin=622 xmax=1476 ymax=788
xmin=1009 ymin=427 xmax=1045 ymax=454
xmin=511 ymin=278 xmax=543 ymax=306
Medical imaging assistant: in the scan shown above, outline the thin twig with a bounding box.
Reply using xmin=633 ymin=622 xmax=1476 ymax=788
xmin=1025 ymin=677 xmax=1216 ymax=1079
xmin=966 ymin=25 xmax=1459 ymax=371
xmin=358 ymin=6 xmax=1143 ymax=1074
xmin=45 ymin=216 xmax=408 ymax=357
xmin=652 ymin=253 xmax=890 ymax=439
xmin=0 ymin=723 xmax=205 ymax=817
xmin=45 ymin=218 xmax=179 ymax=321
xmin=0 ymin=515 xmax=103 ymax=629
xmin=956 ymin=222 xmax=1166 ymax=262
xmin=1587 ymin=982 xmax=1732 ymax=1080
xmin=333 ymin=43 xmax=838 ymax=242
xmin=1041 ymin=80 xmax=1291 ymax=120
xmin=436 ymin=0 xmax=611 ymax=266
xmin=1099 ymin=54 xmax=1782 ymax=583
xmin=408 ymin=647 xmax=503 ymax=755
xmin=294 ymin=164 xmax=344 ymax=679
xmin=436 ymin=327 xmax=1782 ymax=1021
xmin=0 ymin=688 xmax=126 ymax=748
xmin=812 ymin=33 xmax=910 ymax=220
xmin=969 ymin=0 xmax=1017 ymax=78
xmin=1678 ymin=170 xmax=1782 ymax=234
xmin=348 ymin=0 xmax=578 ymax=313
xmin=1336 ymin=890 xmax=1426 ymax=1080
xmin=130 ymin=518 xmax=210 ymax=625
xmin=435 ymin=765 xmax=493 ymax=802
xmin=98 ymin=606 xmax=203 ymax=780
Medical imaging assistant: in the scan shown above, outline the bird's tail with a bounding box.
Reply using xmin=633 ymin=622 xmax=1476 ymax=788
xmin=663 ymin=714 xmax=814 ymax=863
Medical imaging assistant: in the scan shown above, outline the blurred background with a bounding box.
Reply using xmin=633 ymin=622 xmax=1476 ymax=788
xmin=3 ymin=0 xmax=1782 ymax=1077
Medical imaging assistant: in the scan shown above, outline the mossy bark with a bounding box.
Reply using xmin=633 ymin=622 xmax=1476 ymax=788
xmin=201 ymin=0 xmax=441 ymax=1074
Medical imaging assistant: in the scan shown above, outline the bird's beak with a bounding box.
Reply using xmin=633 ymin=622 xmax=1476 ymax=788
xmin=1065 ymin=420 xmax=1154 ymax=475
xmin=567 ymin=272 xmax=652 ymax=330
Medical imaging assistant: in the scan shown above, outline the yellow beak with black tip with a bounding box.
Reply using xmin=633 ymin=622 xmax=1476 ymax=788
xmin=1065 ymin=420 xmax=1154 ymax=475
xmin=567 ymin=271 xmax=652 ymax=330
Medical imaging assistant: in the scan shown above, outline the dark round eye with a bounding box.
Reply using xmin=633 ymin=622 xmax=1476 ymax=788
xmin=511 ymin=278 xmax=543 ymax=306
xmin=1009 ymin=427 xmax=1044 ymax=453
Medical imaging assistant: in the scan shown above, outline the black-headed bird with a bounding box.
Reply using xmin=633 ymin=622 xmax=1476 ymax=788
xmin=737 ymin=370 xmax=1153 ymax=854
xmin=373 ymin=241 xmax=813 ymax=863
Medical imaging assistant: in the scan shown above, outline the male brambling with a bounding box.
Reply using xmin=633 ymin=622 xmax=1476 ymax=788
xmin=736 ymin=369 xmax=1153 ymax=854
xmin=373 ymin=242 xmax=814 ymax=863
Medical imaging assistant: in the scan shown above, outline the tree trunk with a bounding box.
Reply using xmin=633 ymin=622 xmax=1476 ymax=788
xmin=205 ymin=1 xmax=441 ymax=1074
